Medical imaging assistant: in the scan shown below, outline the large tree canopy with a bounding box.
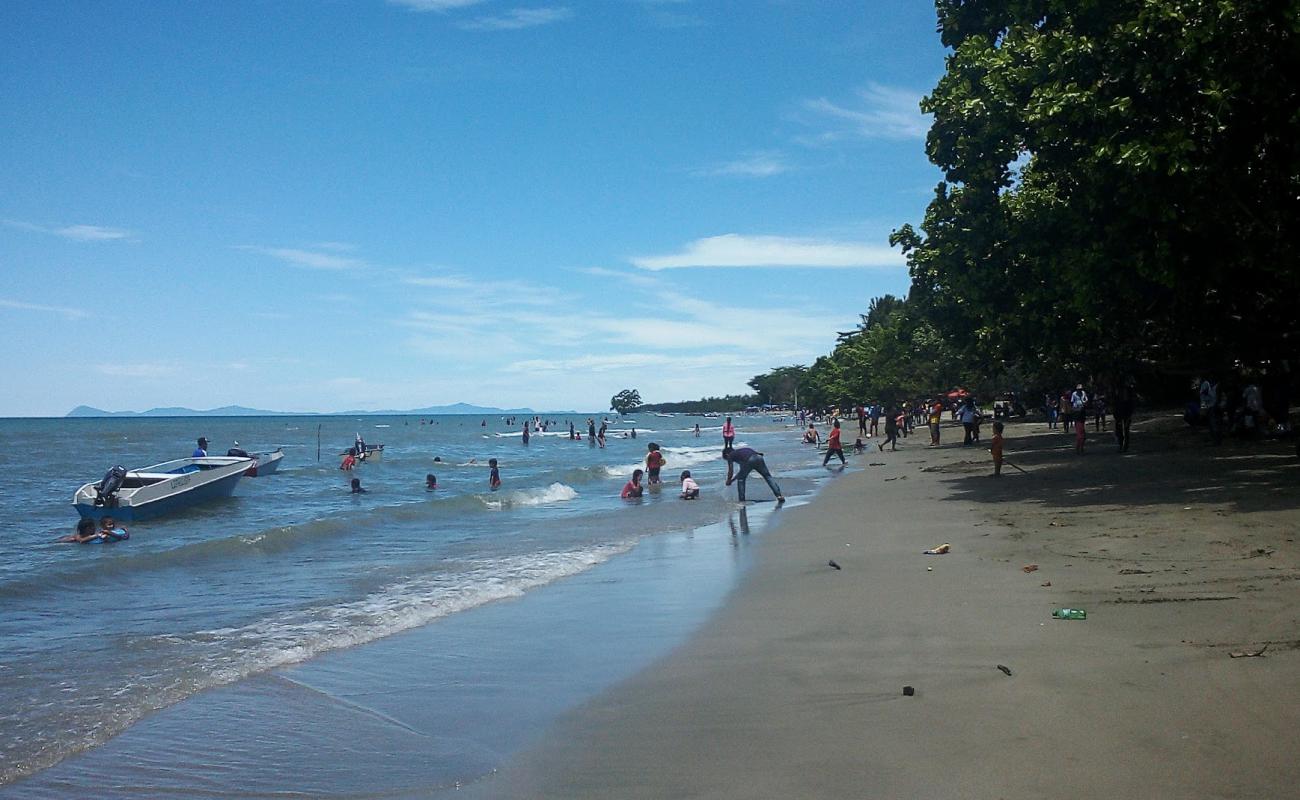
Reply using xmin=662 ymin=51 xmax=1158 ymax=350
xmin=896 ymin=0 xmax=1299 ymax=382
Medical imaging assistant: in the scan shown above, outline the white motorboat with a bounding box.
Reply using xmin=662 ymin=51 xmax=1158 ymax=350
xmin=245 ymin=448 xmax=284 ymax=477
xmin=73 ymin=456 xmax=253 ymax=521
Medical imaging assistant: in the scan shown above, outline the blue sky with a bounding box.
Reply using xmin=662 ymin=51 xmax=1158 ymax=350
xmin=0 ymin=0 xmax=946 ymax=416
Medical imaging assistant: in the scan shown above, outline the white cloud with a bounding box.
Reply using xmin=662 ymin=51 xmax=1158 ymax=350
xmin=503 ymin=352 xmax=741 ymax=374
xmin=388 ymin=0 xmax=486 ymax=11
xmin=95 ymin=362 xmax=174 ymax=378
xmin=4 ymin=219 xmax=134 ymax=241
xmin=236 ymin=245 xmax=365 ymax=271
xmin=696 ymin=151 xmax=790 ymax=178
xmin=801 ymin=82 xmax=930 ymax=142
xmin=631 ymin=233 xmax=903 ymax=270
xmin=0 ymin=297 xmax=88 ymax=319
xmin=459 ymin=6 xmax=572 ymax=30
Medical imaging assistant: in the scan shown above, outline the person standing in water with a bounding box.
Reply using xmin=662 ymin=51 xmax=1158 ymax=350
xmin=722 ymin=416 xmax=736 ymax=447
xmin=488 ymin=458 xmax=501 ymax=490
xmin=522 ymin=425 xmax=530 ymax=445
xmin=694 ymin=423 xmax=701 ymax=438
xmin=823 ymin=420 xmax=846 ymax=465
xmin=722 ymin=446 xmax=784 ymax=503
xmin=645 ymin=443 xmax=666 ymax=484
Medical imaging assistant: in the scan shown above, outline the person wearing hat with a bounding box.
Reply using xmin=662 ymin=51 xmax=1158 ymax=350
xmin=193 ymin=437 xmax=209 ymax=458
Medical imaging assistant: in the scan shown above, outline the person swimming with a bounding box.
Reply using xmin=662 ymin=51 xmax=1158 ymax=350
xmin=426 ymin=473 xmax=438 ymax=490
xmin=59 ymin=518 xmax=99 ymax=543
xmin=350 ymin=477 xmax=367 ymax=494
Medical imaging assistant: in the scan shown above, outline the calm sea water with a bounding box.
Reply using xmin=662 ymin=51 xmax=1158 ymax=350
xmin=0 ymin=412 xmax=832 ymax=790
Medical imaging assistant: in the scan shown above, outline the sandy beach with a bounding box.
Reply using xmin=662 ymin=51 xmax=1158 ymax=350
xmin=469 ymin=414 xmax=1300 ymax=799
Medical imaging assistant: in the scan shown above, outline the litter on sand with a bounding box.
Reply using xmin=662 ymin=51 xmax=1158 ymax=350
xmin=828 ymin=560 xmax=842 ymax=570
xmin=997 ymin=664 xmax=1013 ymax=676
xmin=923 ymin=544 xmax=951 ymax=555
xmin=1022 ymin=564 xmax=1039 ymax=573
xmin=1228 ymin=644 xmax=1269 ymax=658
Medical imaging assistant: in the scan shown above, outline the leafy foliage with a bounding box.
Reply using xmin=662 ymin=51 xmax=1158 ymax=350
xmin=609 ymin=389 xmax=642 ymax=415
xmin=903 ymin=0 xmax=1300 ymax=380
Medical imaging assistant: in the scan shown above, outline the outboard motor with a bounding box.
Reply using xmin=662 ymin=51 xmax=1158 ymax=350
xmin=94 ymin=465 xmax=127 ymax=507
xmin=227 ymin=447 xmax=250 ymax=458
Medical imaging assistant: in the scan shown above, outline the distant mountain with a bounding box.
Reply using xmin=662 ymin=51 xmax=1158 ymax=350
xmin=66 ymin=403 xmax=543 ymax=418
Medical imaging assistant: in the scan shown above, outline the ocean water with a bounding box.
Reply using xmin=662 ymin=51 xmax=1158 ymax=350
xmin=0 ymin=413 xmax=838 ymax=794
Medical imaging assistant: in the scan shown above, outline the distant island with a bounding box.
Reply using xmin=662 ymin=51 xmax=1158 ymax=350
xmin=66 ymin=403 xmax=546 ymax=418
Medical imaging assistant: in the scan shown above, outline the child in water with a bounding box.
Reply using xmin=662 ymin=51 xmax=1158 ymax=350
xmin=98 ymin=517 xmax=129 ymax=541
xmin=488 ymin=458 xmax=501 ymax=490
xmin=426 ymin=473 xmax=438 ymax=490
xmin=645 ymin=443 xmax=665 ymax=485
xmin=680 ymin=470 xmax=699 ymax=499
xmin=621 ymin=468 xmax=645 ymax=499
xmin=350 ymin=477 xmax=367 ymax=494
xmin=991 ymin=420 xmax=1005 ymax=477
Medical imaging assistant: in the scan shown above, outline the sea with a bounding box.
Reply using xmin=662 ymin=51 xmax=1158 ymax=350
xmin=0 ymin=412 xmax=847 ymax=796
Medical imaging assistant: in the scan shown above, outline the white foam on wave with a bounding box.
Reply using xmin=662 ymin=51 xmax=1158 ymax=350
xmin=480 ymin=482 xmax=578 ymax=509
xmin=192 ymin=541 xmax=633 ymax=685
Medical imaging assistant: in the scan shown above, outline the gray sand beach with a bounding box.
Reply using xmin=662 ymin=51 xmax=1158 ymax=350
xmin=471 ymin=415 xmax=1300 ymax=798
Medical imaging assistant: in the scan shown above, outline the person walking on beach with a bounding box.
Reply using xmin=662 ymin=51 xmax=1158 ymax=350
xmin=822 ymin=419 xmax=846 ymax=465
xmin=929 ymin=399 xmax=943 ymax=446
xmin=722 ymin=416 xmax=736 ymax=447
xmin=869 ymin=403 xmax=881 ymax=436
xmin=723 ymin=446 xmax=784 ymax=503
xmin=991 ymin=420 xmax=1005 ymax=477
xmin=1113 ymin=377 xmax=1136 ymax=452
xmin=879 ymin=407 xmax=899 ymax=452
xmin=1074 ymin=407 xmax=1087 ymax=454
xmin=960 ymin=398 xmax=977 ymax=445
xmin=488 ymin=458 xmax=501 ymax=490
xmin=857 ymin=404 xmax=867 ymax=436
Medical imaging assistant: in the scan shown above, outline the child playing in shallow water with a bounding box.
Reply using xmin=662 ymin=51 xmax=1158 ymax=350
xmin=680 ymin=470 xmax=699 ymax=499
xmin=488 ymin=458 xmax=501 ymax=490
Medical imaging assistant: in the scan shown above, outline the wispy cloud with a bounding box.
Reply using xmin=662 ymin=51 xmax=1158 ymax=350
xmin=695 ymin=151 xmax=790 ymax=178
xmin=388 ymin=0 xmax=487 ymax=11
xmin=459 ymin=6 xmax=572 ymax=30
xmin=504 ymin=352 xmax=741 ymax=374
xmin=235 ymin=245 xmax=365 ymax=271
xmin=0 ymin=297 xmax=89 ymax=319
xmin=631 ymin=233 xmax=904 ymax=270
xmin=4 ymin=219 xmax=135 ymax=241
xmin=800 ymin=82 xmax=930 ymax=142
xmin=94 ymin=362 xmax=174 ymax=378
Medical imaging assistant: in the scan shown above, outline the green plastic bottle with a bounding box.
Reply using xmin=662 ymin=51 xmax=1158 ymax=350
xmin=1052 ymin=608 xmax=1087 ymax=620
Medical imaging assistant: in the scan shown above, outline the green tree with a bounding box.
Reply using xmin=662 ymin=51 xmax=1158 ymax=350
xmin=610 ymin=389 xmax=642 ymax=415
xmin=898 ymin=0 xmax=1300 ymax=380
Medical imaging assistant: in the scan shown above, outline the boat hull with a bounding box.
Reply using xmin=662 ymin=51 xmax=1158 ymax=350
xmin=245 ymin=449 xmax=284 ymax=477
xmin=72 ymin=457 xmax=252 ymax=521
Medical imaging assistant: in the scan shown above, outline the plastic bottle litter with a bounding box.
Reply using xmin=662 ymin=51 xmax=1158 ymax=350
xmin=1052 ymin=608 xmax=1087 ymax=620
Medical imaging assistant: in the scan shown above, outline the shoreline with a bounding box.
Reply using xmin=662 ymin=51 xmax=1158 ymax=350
xmin=468 ymin=414 xmax=1300 ymax=798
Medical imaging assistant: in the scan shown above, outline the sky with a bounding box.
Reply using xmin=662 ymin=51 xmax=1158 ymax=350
xmin=0 ymin=0 xmax=948 ymax=416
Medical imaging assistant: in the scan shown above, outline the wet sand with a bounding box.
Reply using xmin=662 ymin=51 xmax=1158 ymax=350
xmin=469 ymin=414 xmax=1300 ymax=799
